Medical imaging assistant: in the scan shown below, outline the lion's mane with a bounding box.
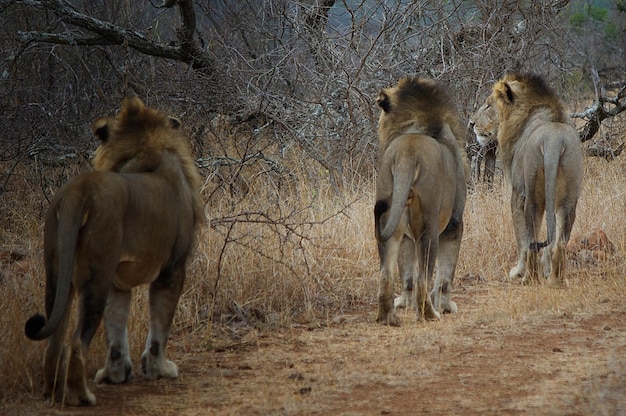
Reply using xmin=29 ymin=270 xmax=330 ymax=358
xmin=493 ymin=72 xmax=573 ymax=172
xmin=377 ymin=76 xmax=468 ymax=168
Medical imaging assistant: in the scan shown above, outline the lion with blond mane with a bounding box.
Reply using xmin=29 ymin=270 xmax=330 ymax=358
xmin=470 ymin=73 xmax=583 ymax=285
xmin=374 ymin=76 xmax=468 ymax=326
xmin=24 ymin=97 xmax=204 ymax=406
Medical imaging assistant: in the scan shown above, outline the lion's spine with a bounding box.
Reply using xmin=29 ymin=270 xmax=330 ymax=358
xmin=25 ymin=191 xmax=86 ymax=341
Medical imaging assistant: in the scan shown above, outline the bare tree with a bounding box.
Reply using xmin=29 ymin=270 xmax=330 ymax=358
xmin=2 ymin=0 xmax=624 ymax=193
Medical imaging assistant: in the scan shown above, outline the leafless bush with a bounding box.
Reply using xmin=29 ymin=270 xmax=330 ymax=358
xmin=2 ymin=0 xmax=597 ymax=193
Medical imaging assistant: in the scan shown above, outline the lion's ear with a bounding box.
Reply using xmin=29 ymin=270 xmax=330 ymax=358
xmin=92 ymin=118 xmax=110 ymax=143
xmin=377 ymin=91 xmax=391 ymax=113
xmin=504 ymin=83 xmax=515 ymax=103
xmin=168 ymin=117 xmax=181 ymax=129
xmin=120 ymin=96 xmax=146 ymax=118
xmin=493 ymin=81 xmax=514 ymax=105
xmin=504 ymin=80 xmax=526 ymax=104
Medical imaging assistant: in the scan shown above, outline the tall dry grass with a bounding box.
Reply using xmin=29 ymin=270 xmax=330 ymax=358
xmin=0 ymin=147 xmax=624 ymax=405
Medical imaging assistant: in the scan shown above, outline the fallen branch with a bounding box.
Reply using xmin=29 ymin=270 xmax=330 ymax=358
xmin=571 ymin=70 xmax=626 ymax=143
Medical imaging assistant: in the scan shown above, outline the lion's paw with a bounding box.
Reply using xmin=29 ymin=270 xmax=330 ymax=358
xmin=441 ymin=300 xmax=458 ymax=314
xmin=61 ymin=383 xmax=96 ymax=406
xmin=160 ymin=360 xmax=179 ymax=379
xmin=424 ymin=309 xmax=441 ymax=321
xmin=141 ymin=352 xmax=179 ymax=380
xmin=431 ymin=291 xmax=457 ymax=314
xmin=417 ymin=303 xmax=441 ymax=321
xmin=508 ymin=265 xmax=524 ymax=280
xmin=377 ymin=312 xmax=401 ymax=327
xmin=393 ymin=291 xmax=412 ymax=309
xmin=95 ymin=359 xmax=133 ymax=384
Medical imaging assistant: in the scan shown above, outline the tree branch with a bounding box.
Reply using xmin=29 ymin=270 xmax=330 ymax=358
xmin=4 ymin=0 xmax=212 ymax=71
xmin=571 ymin=77 xmax=626 ymax=143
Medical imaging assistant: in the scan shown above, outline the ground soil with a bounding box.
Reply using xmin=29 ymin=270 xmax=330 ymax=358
xmin=5 ymin=278 xmax=626 ymax=416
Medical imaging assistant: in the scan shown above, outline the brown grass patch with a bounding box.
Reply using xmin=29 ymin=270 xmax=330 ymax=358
xmin=1 ymin=150 xmax=625 ymax=413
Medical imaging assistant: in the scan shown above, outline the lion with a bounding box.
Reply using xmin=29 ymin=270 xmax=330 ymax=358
xmin=24 ymin=97 xmax=204 ymax=406
xmin=374 ymin=76 xmax=468 ymax=326
xmin=469 ymin=72 xmax=583 ymax=285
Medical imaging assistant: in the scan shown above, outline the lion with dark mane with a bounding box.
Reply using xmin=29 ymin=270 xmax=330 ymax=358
xmin=374 ymin=76 xmax=468 ymax=326
xmin=24 ymin=97 xmax=204 ymax=406
xmin=470 ymin=72 xmax=583 ymax=285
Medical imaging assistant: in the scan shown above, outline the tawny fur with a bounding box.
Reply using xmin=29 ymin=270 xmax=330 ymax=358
xmin=472 ymin=72 xmax=583 ymax=285
xmin=374 ymin=76 xmax=468 ymax=326
xmin=24 ymin=97 xmax=204 ymax=406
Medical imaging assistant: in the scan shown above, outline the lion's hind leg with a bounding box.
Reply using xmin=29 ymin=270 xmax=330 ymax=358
xmin=141 ymin=265 xmax=185 ymax=379
xmin=521 ymin=249 xmax=541 ymax=285
xmin=431 ymin=227 xmax=462 ymax=314
xmin=377 ymin=236 xmax=402 ymax=326
xmin=546 ymin=207 xmax=575 ymax=287
xmin=509 ymin=193 xmax=529 ymax=281
xmin=546 ymin=241 xmax=567 ymax=287
xmin=42 ymin=296 xmax=72 ymax=402
xmin=538 ymin=205 xmax=572 ymax=287
xmin=415 ymin=236 xmax=441 ymax=321
xmin=63 ymin=276 xmax=110 ymax=406
xmin=64 ymin=337 xmax=96 ymax=406
xmin=394 ymin=236 xmax=415 ymax=310
xmin=43 ymin=271 xmax=106 ymax=406
xmin=514 ymin=200 xmax=542 ymax=285
xmin=95 ymin=287 xmax=133 ymax=384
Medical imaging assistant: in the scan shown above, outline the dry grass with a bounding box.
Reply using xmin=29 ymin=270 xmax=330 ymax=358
xmin=0 ymin=147 xmax=625 ymax=411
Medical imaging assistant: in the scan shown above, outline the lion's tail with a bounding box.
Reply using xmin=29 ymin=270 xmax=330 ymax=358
xmin=375 ymin=155 xmax=417 ymax=242
xmin=543 ymin=140 xmax=564 ymax=248
xmin=25 ymin=191 xmax=86 ymax=341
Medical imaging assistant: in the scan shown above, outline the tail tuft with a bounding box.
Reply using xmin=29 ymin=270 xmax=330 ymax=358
xmin=529 ymin=241 xmax=548 ymax=252
xmin=374 ymin=199 xmax=390 ymax=241
xmin=25 ymin=314 xmax=47 ymax=340
xmin=374 ymin=199 xmax=390 ymax=218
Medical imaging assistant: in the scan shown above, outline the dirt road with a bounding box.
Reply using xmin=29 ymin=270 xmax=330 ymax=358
xmin=6 ymin=278 xmax=626 ymax=416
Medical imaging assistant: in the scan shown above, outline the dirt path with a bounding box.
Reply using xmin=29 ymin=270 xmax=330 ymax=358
xmin=7 ymin=281 xmax=626 ymax=416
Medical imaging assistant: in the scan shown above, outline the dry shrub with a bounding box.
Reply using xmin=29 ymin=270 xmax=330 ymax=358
xmin=0 ymin=145 xmax=624 ymax=404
